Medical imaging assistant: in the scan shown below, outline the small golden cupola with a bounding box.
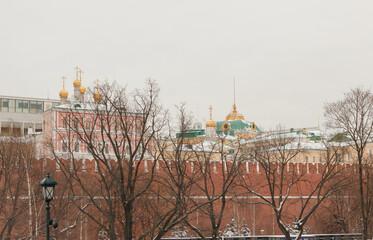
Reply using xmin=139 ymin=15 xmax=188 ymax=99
xmin=93 ymin=79 xmax=102 ymax=101
xmin=206 ymin=106 xmax=216 ymax=128
xmin=80 ymin=85 xmax=86 ymax=95
xmin=59 ymin=76 xmax=68 ymax=99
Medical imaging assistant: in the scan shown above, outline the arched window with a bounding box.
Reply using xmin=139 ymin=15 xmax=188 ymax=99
xmin=85 ymin=118 xmax=92 ymax=130
xmin=74 ymin=140 xmax=80 ymax=153
xmin=73 ymin=119 xmax=79 ymax=130
xmin=61 ymin=138 xmax=68 ymax=152
xmin=62 ymin=117 xmax=68 ymax=128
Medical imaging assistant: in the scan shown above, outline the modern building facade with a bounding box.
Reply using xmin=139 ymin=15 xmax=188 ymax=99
xmin=0 ymin=95 xmax=60 ymax=136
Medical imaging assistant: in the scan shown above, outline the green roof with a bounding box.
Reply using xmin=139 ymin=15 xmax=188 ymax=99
xmin=176 ymin=129 xmax=205 ymax=139
xmin=216 ymin=120 xmax=260 ymax=134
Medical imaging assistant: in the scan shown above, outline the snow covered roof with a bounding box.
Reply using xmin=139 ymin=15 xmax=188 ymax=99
xmin=191 ymin=140 xmax=233 ymax=152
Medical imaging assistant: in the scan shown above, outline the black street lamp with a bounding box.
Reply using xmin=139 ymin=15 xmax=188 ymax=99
xmin=40 ymin=173 xmax=58 ymax=240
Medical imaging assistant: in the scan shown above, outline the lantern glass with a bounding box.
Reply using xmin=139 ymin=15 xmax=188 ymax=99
xmin=42 ymin=186 xmax=54 ymax=201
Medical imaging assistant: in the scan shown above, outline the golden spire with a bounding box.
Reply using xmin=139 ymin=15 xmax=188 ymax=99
xmin=62 ymin=76 xmax=66 ymax=90
xmin=96 ymin=79 xmax=99 ymax=93
xmin=233 ymin=75 xmax=237 ymax=114
xmin=233 ymin=76 xmax=236 ymax=105
xmin=79 ymin=69 xmax=86 ymax=94
xmin=225 ymin=76 xmax=244 ymax=121
xmin=209 ymin=105 xmax=213 ymax=120
xmin=79 ymin=68 xmax=83 ymax=81
xmin=73 ymin=66 xmax=81 ymax=87
xmin=75 ymin=66 xmax=79 ymax=79
xmin=93 ymin=78 xmax=102 ymax=101
xmin=206 ymin=105 xmax=216 ymax=128
xmin=59 ymin=76 xmax=68 ymax=99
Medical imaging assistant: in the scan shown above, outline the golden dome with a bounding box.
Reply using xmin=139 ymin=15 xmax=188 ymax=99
xmin=73 ymin=66 xmax=82 ymax=87
xmin=94 ymin=79 xmax=102 ymax=101
xmin=59 ymin=76 xmax=68 ymax=99
xmin=206 ymin=105 xmax=216 ymax=128
xmin=80 ymin=86 xmax=86 ymax=94
xmin=94 ymin=92 xmax=102 ymax=101
xmin=59 ymin=89 xmax=68 ymax=99
xmin=206 ymin=120 xmax=216 ymax=128
xmin=73 ymin=79 xmax=81 ymax=87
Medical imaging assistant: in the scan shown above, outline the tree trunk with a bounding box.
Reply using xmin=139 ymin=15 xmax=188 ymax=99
xmin=124 ymin=202 xmax=133 ymax=240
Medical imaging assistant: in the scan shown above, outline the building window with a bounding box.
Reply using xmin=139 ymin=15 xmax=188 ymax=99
xmin=346 ymin=152 xmax=350 ymax=162
xmin=23 ymin=101 xmax=29 ymax=113
xmin=136 ymin=120 xmax=142 ymax=134
xmin=73 ymin=119 xmax=79 ymax=130
xmin=125 ymin=145 xmax=130 ymax=155
xmin=16 ymin=100 xmax=23 ymax=113
xmin=62 ymin=117 xmax=68 ymax=128
xmin=98 ymin=142 xmax=103 ymax=152
xmin=138 ymin=145 xmax=143 ymax=155
xmin=62 ymin=141 xmax=68 ymax=152
xmin=8 ymin=99 xmax=15 ymax=112
xmin=319 ymin=157 xmax=322 ymax=163
xmin=37 ymin=102 xmax=43 ymax=113
xmin=74 ymin=141 xmax=79 ymax=153
xmin=105 ymin=144 xmax=109 ymax=154
xmin=85 ymin=119 xmax=92 ymax=130
xmin=1 ymin=99 xmax=8 ymax=112
xmin=305 ymin=156 xmax=309 ymax=163
xmin=313 ymin=156 xmax=316 ymax=163
xmin=30 ymin=101 xmax=37 ymax=113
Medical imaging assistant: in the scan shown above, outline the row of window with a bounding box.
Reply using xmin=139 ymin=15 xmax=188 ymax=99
xmin=61 ymin=141 xmax=146 ymax=156
xmin=61 ymin=117 xmax=143 ymax=133
xmin=0 ymin=98 xmax=58 ymax=114
xmin=305 ymin=150 xmax=373 ymax=163
xmin=61 ymin=141 xmax=110 ymax=154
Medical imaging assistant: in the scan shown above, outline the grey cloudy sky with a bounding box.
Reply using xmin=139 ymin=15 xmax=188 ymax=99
xmin=1 ymin=1 xmax=372 ymax=130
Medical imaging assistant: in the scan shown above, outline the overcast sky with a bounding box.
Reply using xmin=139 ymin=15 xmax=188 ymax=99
xmin=1 ymin=1 xmax=372 ymax=130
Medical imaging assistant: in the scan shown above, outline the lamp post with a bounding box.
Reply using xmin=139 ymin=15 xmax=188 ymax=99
xmin=40 ymin=173 xmax=58 ymax=240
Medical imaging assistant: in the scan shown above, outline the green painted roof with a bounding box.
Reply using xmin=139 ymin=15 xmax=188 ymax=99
xmin=216 ymin=119 xmax=261 ymax=133
xmin=176 ymin=129 xmax=205 ymax=139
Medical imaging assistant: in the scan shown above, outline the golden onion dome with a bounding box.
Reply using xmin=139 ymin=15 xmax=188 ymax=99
xmin=80 ymin=86 xmax=86 ymax=94
xmin=73 ymin=79 xmax=81 ymax=87
xmin=93 ymin=92 xmax=102 ymax=101
xmin=206 ymin=105 xmax=216 ymax=128
xmin=59 ymin=89 xmax=68 ymax=99
xmin=206 ymin=120 xmax=216 ymax=128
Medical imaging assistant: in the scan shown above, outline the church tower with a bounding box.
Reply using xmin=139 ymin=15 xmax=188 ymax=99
xmin=206 ymin=106 xmax=217 ymax=141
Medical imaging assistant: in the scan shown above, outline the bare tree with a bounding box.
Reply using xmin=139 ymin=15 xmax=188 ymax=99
xmin=238 ymin=129 xmax=348 ymax=240
xmin=183 ymin=134 xmax=243 ymax=240
xmin=49 ymin=80 xmax=168 ymax=239
xmin=314 ymin=186 xmax=356 ymax=234
xmin=324 ymin=87 xmax=373 ymax=240
xmin=0 ymin=137 xmax=35 ymax=239
xmin=137 ymin=103 xmax=203 ymax=239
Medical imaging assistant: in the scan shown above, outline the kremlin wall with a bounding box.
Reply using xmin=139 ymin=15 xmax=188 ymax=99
xmin=0 ymin=67 xmax=372 ymax=239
